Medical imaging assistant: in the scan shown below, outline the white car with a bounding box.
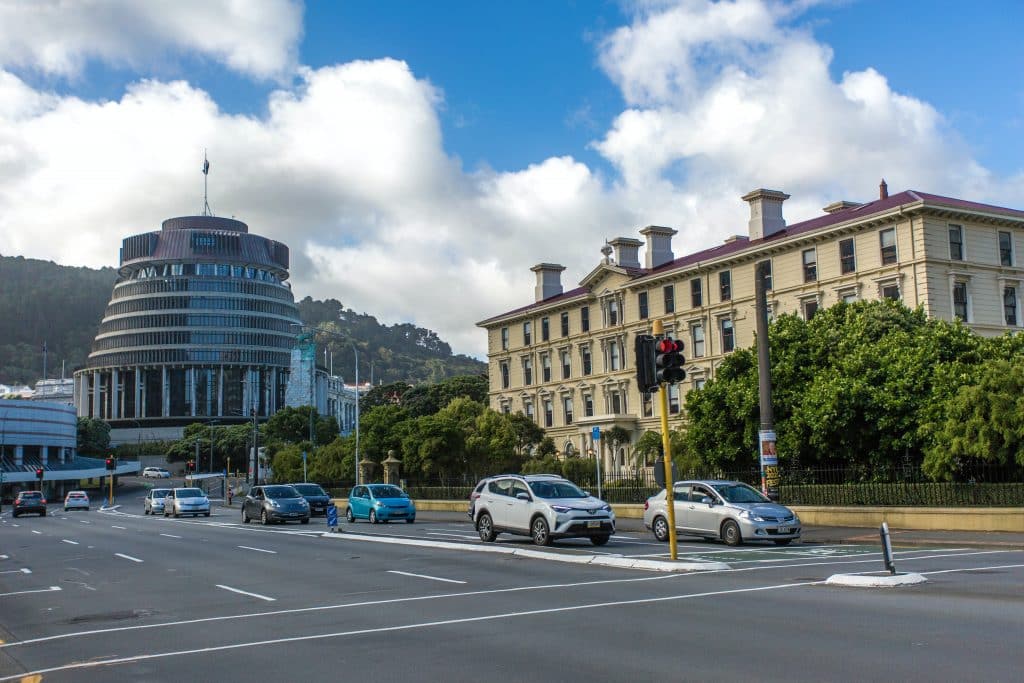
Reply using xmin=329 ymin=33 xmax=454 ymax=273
xmin=143 ymin=467 xmax=171 ymax=478
xmin=64 ymin=490 xmax=90 ymax=511
xmin=163 ymin=487 xmax=210 ymax=517
xmin=144 ymin=488 xmax=172 ymax=515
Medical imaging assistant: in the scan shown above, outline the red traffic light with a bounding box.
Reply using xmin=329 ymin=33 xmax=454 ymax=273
xmin=105 ymin=457 xmax=115 ymax=470
xmin=656 ymin=338 xmax=680 ymax=354
xmin=35 ymin=468 xmax=44 ymax=479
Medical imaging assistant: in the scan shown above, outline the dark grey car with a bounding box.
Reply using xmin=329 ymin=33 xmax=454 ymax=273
xmin=289 ymin=483 xmax=332 ymax=516
xmin=242 ymin=485 xmax=310 ymax=525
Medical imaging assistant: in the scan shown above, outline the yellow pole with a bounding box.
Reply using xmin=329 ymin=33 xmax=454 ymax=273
xmin=652 ymin=319 xmax=678 ymax=561
xmin=108 ymin=471 xmax=114 ymax=508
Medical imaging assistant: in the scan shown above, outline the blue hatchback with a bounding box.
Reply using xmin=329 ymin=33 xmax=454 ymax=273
xmin=347 ymin=484 xmax=416 ymax=524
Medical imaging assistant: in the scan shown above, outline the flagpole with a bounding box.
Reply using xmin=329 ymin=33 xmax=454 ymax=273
xmin=202 ymin=150 xmax=211 ymax=216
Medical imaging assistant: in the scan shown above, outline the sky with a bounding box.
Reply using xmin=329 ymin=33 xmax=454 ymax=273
xmin=1 ymin=0 xmax=1022 ymax=360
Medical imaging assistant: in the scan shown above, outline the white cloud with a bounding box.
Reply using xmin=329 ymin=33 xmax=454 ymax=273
xmin=1 ymin=0 xmax=1022 ymax=361
xmin=0 ymin=0 xmax=302 ymax=80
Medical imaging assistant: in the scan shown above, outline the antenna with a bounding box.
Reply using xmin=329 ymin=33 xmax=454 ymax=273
xmin=202 ymin=149 xmax=213 ymax=216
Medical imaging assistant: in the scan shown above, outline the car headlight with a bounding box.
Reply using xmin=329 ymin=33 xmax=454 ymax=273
xmin=740 ymin=510 xmax=765 ymax=522
xmin=551 ymin=505 xmax=572 ymax=513
xmin=269 ymin=500 xmax=281 ymax=508
xmin=374 ymin=500 xmax=383 ymax=507
xmin=601 ymin=504 xmax=612 ymax=512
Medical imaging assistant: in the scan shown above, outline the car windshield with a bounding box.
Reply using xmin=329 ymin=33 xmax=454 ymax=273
xmin=712 ymin=483 xmax=770 ymax=503
xmin=152 ymin=489 xmax=170 ymax=498
xmin=369 ymin=485 xmax=405 ymax=498
xmin=264 ymin=485 xmax=301 ymax=499
xmin=19 ymin=492 xmax=42 ymax=499
xmin=292 ymin=484 xmax=326 ymax=496
xmin=176 ymin=488 xmax=204 ymax=498
xmin=528 ymin=480 xmax=587 ymax=499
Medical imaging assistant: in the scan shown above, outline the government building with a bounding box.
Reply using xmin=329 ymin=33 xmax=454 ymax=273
xmin=477 ymin=183 xmax=1024 ymax=475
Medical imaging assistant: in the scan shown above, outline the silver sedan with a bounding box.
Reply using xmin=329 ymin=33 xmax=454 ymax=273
xmin=644 ymin=479 xmax=801 ymax=546
xmin=144 ymin=488 xmax=172 ymax=515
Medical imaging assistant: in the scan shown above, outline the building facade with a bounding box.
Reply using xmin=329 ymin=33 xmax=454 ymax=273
xmin=477 ymin=184 xmax=1024 ymax=475
xmin=74 ymin=215 xmax=302 ymax=442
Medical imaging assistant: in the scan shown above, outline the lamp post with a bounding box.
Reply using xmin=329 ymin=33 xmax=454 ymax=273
xmin=207 ymin=419 xmax=218 ymax=474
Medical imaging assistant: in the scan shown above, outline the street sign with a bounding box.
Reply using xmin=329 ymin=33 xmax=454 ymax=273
xmin=592 ymin=426 xmax=600 ymax=441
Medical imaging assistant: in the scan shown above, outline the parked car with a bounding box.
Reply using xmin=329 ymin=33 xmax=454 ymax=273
xmin=347 ymin=484 xmax=416 ymax=524
xmin=13 ymin=490 xmax=46 ymax=517
xmin=643 ymin=479 xmax=801 ymax=546
xmin=242 ymin=485 xmax=310 ymax=525
xmin=63 ymin=490 xmax=90 ymax=511
xmin=468 ymin=478 xmax=489 ymax=519
xmin=289 ymin=483 xmax=332 ymax=516
xmin=163 ymin=488 xmax=210 ymax=518
xmin=144 ymin=488 xmax=172 ymax=515
xmin=473 ymin=474 xmax=615 ymax=546
xmin=143 ymin=467 xmax=171 ymax=478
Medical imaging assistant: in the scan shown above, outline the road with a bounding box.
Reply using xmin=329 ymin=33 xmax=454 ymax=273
xmin=1 ymin=483 xmax=1021 ymax=682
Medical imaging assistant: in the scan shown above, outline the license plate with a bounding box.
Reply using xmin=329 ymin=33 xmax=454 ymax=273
xmin=587 ymin=520 xmax=600 ymax=528
xmin=288 ymin=512 xmax=298 ymax=517
xmin=778 ymin=527 xmax=789 ymax=534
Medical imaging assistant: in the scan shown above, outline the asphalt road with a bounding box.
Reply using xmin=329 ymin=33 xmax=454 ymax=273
xmin=1 ymin=484 xmax=1022 ymax=682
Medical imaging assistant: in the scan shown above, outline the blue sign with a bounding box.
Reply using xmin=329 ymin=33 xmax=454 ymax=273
xmin=326 ymin=502 xmax=338 ymax=528
xmin=592 ymin=427 xmax=601 ymax=441
xmin=302 ymin=450 xmax=307 ymax=461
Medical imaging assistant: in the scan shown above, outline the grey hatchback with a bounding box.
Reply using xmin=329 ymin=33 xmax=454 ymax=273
xmin=242 ymin=485 xmax=310 ymax=525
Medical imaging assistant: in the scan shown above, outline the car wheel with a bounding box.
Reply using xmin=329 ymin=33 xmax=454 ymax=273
xmin=591 ymin=535 xmax=610 ymax=546
xmin=203 ymin=512 xmax=210 ymax=517
xmin=531 ymin=516 xmax=552 ymax=546
xmin=722 ymin=520 xmax=743 ymax=546
xmin=369 ymin=510 xmax=378 ymax=524
xmin=301 ymin=517 xmax=310 ymax=525
xmin=41 ymin=510 xmax=46 ymax=517
xmin=173 ymin=510 xmax=180 ymax=518
xmin=261 ymin=510 xmax=270 ymax=526
xmin=773 ymin=538 xmax=792 ymax=546
xmin=405 ymin=518 xmax=415 ymax=524
xmin=143 ymin=507 xmax=149 ymax=515
xmin=652 ymin=515 xmax=670 ymax=542
xmin=11 ymin=512 xmax=17 ymax=518
xmin=242 ymin=508 xmax=250 ymax=524
xmin=476 ymin=512 xmax=496 ymax=542
xmin=65 ymin=507 xmax=69 ymax=512
xmin=345 ymin=507 xmax=354 ymax=523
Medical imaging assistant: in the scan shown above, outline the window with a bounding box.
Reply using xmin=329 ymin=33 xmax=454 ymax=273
xmin=668 ymin=384 xmax=680 ymax=415
xmin=580 ymin=306 xmax=590 ymax=332
xmin=802 ymin=249 xmax=817 ymax=283
xmin=692 ymin=324 xmax=705 ymax=358
xmin=840 ymin=238 xmax=856 ymax=274
xmin=642 ymin=393 xmax=653 ymax=417
xmin=561 ymin=350 xmax=571 ymax=379
xmin=523 ymin=322 xmax=532 ymax=346
xmin=719 ymin=271 xmax=731 ymax=301
xmin=544 ymin=400 xmax=553 ymax=427
xmin=525 ymin=401 xmax=534 ymax=422
xmin=638 ymin=291 xmax=649 ymax=320
xmin=953 ymin=282 xmax=969 ymax=321
xmin=583 ymin=394 xmax=594 ymax=417
xmin=560 ymin=311 xmax=569 ymax=337
xmin=663 ymin=285 xmax=675 ymax=313
xmin=608 ymin=300 xmax=619 ymax=325
xmin=541 ymin=317 xmax=550 ymax=341
xmin=542 ymin=354 xmax=551 ymax=383
xmin=1004 ymin=287 xmax=1018 ymax=326
xmin=721 ymin=318 xmax=734 ymax=352
xmin=882 ymin=283 xmax=901 ymax=301
xmin=501 ymin=403 xmax=511 ymax=415
xmin=610 ymin=391 xmax=622 ymax=414
xmin=500 ymin=361 xmax=510 ymax=389
xmin=609 ymin=341 xmax=620 ymax=371
xmin=523 ymin=357 xmax=533 ymax=385
xmin=500 ymin=327 xmax=509 ymax=350
xmin=581 ymin=347 xmax=592 ymax=375
xmin=691 ymin=278 xmax=703 ymax=307
xmin=1000 ymin=231 xmax=1014 ymax=267
xmin=880 ymin=228 xmax=897 ymax=265
xmin=803 ymin=299 xmax=819 ymax=320
xmin=694 ymin=378 xmax=706 ymax=390
xmin=948 ymin=225 xmax=964 ymax=260
xmin=563 ymin=397 xmax=573 ymax=425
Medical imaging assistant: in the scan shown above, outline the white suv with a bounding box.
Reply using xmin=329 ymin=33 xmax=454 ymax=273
xmin=474 ymin=474 xmax=615 ymax=546
xmin=143 ymin=467 xmax=171 ymax=478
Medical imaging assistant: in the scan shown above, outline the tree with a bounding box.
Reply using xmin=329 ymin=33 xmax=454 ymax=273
xmin=507 ymin=412 xmax=544 ymax=460
xmin=536 ymin=437 xmax=557 ymax=458
xmin=76 ymin=417 xmax=111 ymax=456
xmin=262 ymin=406 xmax=337 ymax=446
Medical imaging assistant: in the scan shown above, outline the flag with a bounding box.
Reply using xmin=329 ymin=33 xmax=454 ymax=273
xmin=203 ymin=158 xmax=210 ymax=175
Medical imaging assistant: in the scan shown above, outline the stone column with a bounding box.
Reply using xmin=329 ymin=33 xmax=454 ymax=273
xmin=217 ymin=366 xmax=224 ymax=417
xmin=190 ymin=368 xmax=196 ymax=417
xmin=92 ymin=371 xmax=101 ymax=418
xmin=41 ymin=445 xmax=49 ymax=466
xmin=14 ymin=444 xmax=23 ymax=467
xmin=161 ymin=366 xmax=169 ymax=417
xmin=111 ymin=369 xmax=120 ymax=419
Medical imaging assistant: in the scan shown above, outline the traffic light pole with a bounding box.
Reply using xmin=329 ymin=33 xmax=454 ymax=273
xmin=651 ymin=319 xmax=679 ymax=561
xmin=108 ymin=468 xmax=114 ymax=507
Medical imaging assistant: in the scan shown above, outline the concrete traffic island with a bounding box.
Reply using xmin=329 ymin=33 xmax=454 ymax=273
xmin=825 ymin=572 xmax=927 ymax=587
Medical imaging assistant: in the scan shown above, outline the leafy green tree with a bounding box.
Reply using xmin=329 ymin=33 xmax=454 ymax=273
xmin=536 ymin=437 xmax=557 ymax=458
xmin=262 ymin=406 xmax=337 ymax=446
xmin=358 ymin=404 xmax=412 ymax=464
xmin=507 ymin=412 xmax=544 ymax=460
xmin=362 ymin=382 xmax=411 ymax=410
xmin=401 ymin=413 xmax=464 ymax=480
xmin=76 ymin=417 xmax=111 ymax=456
xmin=270 ymin=443 xmax=305 ymax=483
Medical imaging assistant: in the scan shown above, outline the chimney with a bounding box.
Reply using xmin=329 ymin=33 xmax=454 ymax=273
xmin=742 ymin=188 xmax=790 ymax=240
xmin=640 ymin=225 xmax=677 ymax=269
xmin=823 ymin=200 xmax=862 ymax=215
xmin=609 ymin=237 xmax=643 ymax=269
xmin=879 ymin=178 xmax=888 ymax=200
xmin=531 ymin=263 xmax=565 ymax=302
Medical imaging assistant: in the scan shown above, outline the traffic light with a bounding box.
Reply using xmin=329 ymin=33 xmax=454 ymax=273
xmin=655 ymin=337 xmax=686 ymax=384
xmin=186 ymin=460 xmax=195 ymax=473
xmin=35 ymin=467 xmax=44 ymax=481
xmin=105 ymin=457 xmax=115 ymax=471
xmin=634 ymin=334 xmax=658 ymax=393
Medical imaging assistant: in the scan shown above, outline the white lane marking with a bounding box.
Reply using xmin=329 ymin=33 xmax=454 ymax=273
xmin=425 ymin=532 xmax=481 ymax=540
xmin=111 ymin=525 xmax=127 ymax=530
xmin=0 ymin=555 xmax=6 ymax=559
xmin=237 ymin=545 xmax=277 ymax=554
xmin=160 ymin=533 xmax=182 ymax=539
xmin=920 ymin=563 xmax=1024 ymax=576
xmin=11 ymin=524 xmax=19 ymax=528
xmin=0 ymin=586 xmax=60 ymax=598
xmin=387 ymin=570 xmax=466 ymax=584
xmin=216 ymin=585 xmax=275 ymax=602
xmin=0 ymin=568 xmax=32 ymax=575
xmin=0 ymin=571 xmax=680 ymax=649
xmin=61 ymin=539 xmax=79 ymax=545
xmin=79 ymin=520 xmax=90 ymax=524
xmin=0 ymin=579 xmax=818 ymax=680
xmin=31 ymin=530 xmax=42 ymax=535
xmin=115 ymin=553 xmax=143 ymax=563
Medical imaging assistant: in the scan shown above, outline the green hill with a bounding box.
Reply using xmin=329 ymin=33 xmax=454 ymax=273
xmin=0 ymin=255 xmax=485 ymax=385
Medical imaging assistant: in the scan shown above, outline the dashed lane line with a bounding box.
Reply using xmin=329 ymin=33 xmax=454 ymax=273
xmin=115 ymin=553 xmax=143 ymax=563
xmin=60 ymin=539 xmax=78 ymax=545
xmin=216 ymin=584 xmax=275 ymax=602
xmin=237 ymin=546 xmax=276 ymax=554
xmin=387 ymin=570 xmax=466 ymax=584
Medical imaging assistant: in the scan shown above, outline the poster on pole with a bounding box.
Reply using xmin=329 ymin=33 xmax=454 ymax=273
xmin=758 ymin=429 xmax=779 ymax=500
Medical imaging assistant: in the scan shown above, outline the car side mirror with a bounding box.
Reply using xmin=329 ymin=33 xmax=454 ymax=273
xmin=516 ymin=492 xmax=530 ymax=501
xmin=701 ymin=496 xmax=713 ymax=505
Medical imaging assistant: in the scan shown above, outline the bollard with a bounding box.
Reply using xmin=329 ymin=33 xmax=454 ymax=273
xmin=880 ymin=521 xmax=896 ymax=575
xmin=326 ymin=502 xmax=339 ymax=533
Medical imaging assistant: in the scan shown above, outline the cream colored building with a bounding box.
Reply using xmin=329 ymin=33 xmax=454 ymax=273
xmin=476 ymin=183 xmax=1024 ymax=475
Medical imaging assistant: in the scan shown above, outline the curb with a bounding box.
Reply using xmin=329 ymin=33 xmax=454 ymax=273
xmin=825 ymin=572 xmax=927 ymax=587
xmin=320 ymin=531 xmax=729 ymax=573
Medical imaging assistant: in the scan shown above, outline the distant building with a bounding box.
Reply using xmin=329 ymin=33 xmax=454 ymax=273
xmin=30 ymin=378 xmax=75 ymax=405
xmin=477 ymin=183 xmax=1024 ymax=475
xmin=0 ymin=384 xmax=33 ymax=398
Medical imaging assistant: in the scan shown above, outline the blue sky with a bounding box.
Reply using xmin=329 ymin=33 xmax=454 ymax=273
xmin=0 ymin=0 xmax=1022 ymax=358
